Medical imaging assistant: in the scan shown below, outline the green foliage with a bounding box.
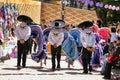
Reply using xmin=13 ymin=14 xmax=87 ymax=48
xmin=95 ymin=0 xmax=120 ymax=27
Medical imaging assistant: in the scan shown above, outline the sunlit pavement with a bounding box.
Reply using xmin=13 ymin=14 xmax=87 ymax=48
xmin=0 ymin=55 xmax=105 ymax=80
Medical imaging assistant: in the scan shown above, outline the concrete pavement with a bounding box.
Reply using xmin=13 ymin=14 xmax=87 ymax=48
xmin=0 ymin=55 xmax=105 ymax=80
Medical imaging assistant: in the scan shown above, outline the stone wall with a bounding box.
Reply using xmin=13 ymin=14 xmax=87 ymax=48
xmin=16 ymin=3 xmax=41 ymax=24
xmin=0 ymin=0 xmax=98 ymax=25
xmin=41 ymin=2 xmax=98 ymax=26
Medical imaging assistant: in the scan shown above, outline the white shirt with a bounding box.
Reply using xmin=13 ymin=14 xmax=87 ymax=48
xmin=15 ymin=23 xmax=31 ymax=41
xmin=48 ymin=28 xmax=64 ymax=47
xmin=0 ymin=45 xmax=3 ymax=57
xmin=110 ymin=32 xmax=117 ymax=42
xmin=80 ymin=29 xmax=96 ymax=48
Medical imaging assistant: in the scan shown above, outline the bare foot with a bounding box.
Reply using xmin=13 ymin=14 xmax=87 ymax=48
xmin=40 ymin=61 xmax=42 ymax=67
xmin=44 ymin=59 xmax=46 ymax=65
xmin=67 ymin=58 xmax=70 ymax=68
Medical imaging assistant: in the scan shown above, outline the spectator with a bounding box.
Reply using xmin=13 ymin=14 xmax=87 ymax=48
xmin=103 ymin=36 xmax=120 ymax=79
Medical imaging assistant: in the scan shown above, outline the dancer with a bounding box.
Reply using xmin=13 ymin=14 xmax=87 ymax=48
xmin=15 ymin=22 xmax=31 ymax=70
xmin=15 ymin=15 xmax=32 ymax=70
xmin=48 ymin=19 xmax=64 ymax=71
xmin=30 ymin=23 xmax=47 ymax=67
xmin=77 ymin=21 xmax=96 ymax=74
xmin=62 ymin=25 xmax=78 ymax=68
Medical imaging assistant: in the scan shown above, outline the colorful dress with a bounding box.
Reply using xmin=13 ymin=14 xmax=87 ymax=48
xmin=70 ymin=28 xmax=82 ymax=47
xmin=30 ymin=25 xmax=47 ymax=63
xmin=62 ymin=29 xmax=78 ymax=64
xmin=92 ymin=44 xmax=103 ymax=67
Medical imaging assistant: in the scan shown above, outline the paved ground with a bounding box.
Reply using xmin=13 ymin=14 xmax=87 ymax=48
xmin=0 ymin=55 xmax=105 ymax=80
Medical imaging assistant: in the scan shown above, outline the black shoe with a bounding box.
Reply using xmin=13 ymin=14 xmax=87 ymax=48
xmin=22 ymin=66 xmax=26 ymax=68
xmin=89 ymin=66 xmax=92 ymax=72
xmin=51 ymin=68 xmax=55 ymax=71
xmin=102 ymin=77 xmax=110 ymax=79
xmin=0 ymin=58 xmax=4 ymax=63
xmin=57 ymin=65 xmax=60 ymax=69
xmin=22 ymin=64 xmax=26 ymax=68
xmin=88 ymin=72 xmax=92 ymax=74
xmin=82 ymin=71 xmax=88 ymax=74
xmin=57 ymin=66 xmax=61 ymax=70
xmin=17 ymin=66 xmax=21 ymax=70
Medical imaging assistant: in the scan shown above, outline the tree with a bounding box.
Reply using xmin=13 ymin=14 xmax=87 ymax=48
xmin=93 ymin=0 xmax=120 ymax=27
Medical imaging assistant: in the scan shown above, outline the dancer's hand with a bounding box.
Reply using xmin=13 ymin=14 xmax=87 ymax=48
xmin=91 ymin=48 xmax=96 ymax=52
xmin=53 ymin=43 xmax=57 ymax=48
xmin=20 ymin=39 xmax=25 ymax=44
xmin=86 ymin=47 xmax=91 ymax=51
xmin=87 ymin=47 xmax=95 ymax=52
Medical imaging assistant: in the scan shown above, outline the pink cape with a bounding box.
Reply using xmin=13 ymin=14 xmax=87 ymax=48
xmin=98 ymin=27 xmax=110 ymax=43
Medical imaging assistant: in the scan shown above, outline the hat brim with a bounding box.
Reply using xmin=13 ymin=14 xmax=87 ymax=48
xmin=50 ymin=19 xmax=65 ymax=28
xmin=77 ymin=20 xmax=93 ymax=28
xmin=17 ymin=15 xmax=33 ymax=23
